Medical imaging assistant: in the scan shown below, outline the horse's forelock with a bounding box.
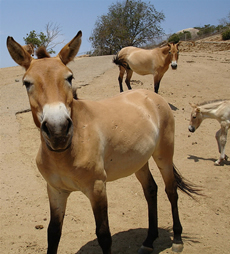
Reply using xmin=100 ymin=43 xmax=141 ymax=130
xmin=36 ymin=47 xmax=50 ymax=59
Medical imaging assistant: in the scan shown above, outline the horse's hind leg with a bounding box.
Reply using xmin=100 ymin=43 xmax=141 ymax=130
xmin=135 ymin=162 xmax=158 ymax=254
xmin=118 ymin=66 xmax=125 ymax=92
xmin=125 ymin=68 xmax=133 ymax=90
xmin=154 ymin=157 xmax=183 ymax=252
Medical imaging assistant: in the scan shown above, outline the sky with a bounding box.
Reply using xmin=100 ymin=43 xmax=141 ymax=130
xmin=0 ymin=0 xmax=229 ymax=68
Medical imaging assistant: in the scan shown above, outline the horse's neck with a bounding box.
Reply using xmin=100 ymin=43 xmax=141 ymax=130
xmin=159 ymin=46 xmax=170 ymax=64
xmin=200 ymin=103 xmax=221 ymax=120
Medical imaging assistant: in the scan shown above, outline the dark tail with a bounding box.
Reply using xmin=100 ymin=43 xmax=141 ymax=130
xmin=173 ymin=164 xmax=203 ymax=199
xmin=113 ymin=55 xmax=129 ymax=69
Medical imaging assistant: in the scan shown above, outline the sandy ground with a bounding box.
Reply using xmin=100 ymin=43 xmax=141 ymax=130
xmin=0 ymin=43 xmax=230 ymax=254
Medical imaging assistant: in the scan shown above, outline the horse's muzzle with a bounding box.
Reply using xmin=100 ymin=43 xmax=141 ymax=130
xmin=171 ymin=62 xmax=178 ymax=70
xmin=188 ymin=125 xmax=195 ymax=133
xmin=41 ymin=103 xmax=73 ymax=152
xmin=41 ymin=118 xmax=73 ymax=152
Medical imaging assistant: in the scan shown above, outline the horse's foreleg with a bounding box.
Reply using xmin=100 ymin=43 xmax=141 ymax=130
xmin=135 ymin=163 xmax=158 ymax=254
xmin=89 ymin=180 xmax=112 ymax=254
xmin=47 ymin=184 xmax=70 ymax=254
xmin=125 ymin=69 xmax=133 ymax=90
xmin=153 ymin=76 xmax=161 ymax=93
xmin=215 ymin=125 xmax=228 ymax=165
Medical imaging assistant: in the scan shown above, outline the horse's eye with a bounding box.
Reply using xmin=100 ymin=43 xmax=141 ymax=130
xmin=23 ymin=80 xmax=32 ymax=89
xmin=169 ymin=51 xmax=171 ymax=54
xmin=193 ymin=116 xmax=196 ymax=119
xmin=66 ymin=75 xmax=73 ymax=85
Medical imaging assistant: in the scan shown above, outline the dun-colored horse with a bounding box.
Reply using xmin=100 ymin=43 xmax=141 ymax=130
xmin=7 ymin=32 xmax=198 ymax=254
xmin=189 ymin=100 xmax=230 ymax=165
xmin=22 ymin=43 xmax=35 ymax=56
xmin=113 ymin=43 xmax=180 ymax=93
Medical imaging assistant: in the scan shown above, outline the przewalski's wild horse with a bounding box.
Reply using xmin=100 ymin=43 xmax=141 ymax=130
xmin=113 ymin=42 xmax=180 ymax=93
xmin=189 ymin=100 xmax=230 ymax=166
xmin=7 ymin=32 xmax=198 ymax=254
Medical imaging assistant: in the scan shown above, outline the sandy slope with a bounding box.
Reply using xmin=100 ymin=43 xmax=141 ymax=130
xmin=0 ymin=45 xmax=230 ymax=254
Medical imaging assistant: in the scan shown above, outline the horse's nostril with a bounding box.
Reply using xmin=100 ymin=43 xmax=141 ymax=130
xmin=41 ymin=121 xmax=51 ymax=137
xmin=66 ymin=119 xmax=73 ymax=135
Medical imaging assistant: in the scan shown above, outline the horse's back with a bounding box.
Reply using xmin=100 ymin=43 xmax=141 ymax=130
xmin=119 ymin=47 xmax=155 ymax=75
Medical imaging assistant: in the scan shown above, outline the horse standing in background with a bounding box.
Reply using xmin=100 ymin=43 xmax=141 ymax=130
xmin=113 ymin=42 xmax=180 ymax=93
xmin=189 ymin=100 xmax=230 ymax=165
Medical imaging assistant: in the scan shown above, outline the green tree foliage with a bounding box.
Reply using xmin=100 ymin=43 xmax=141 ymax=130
xmin=89 ymin=0 xmax=165 ymax=55
xmin=222 ymin=29 xmax=230 ymax=40
xmin=195 ymin=24 xmax=216 ymax=37
xmin=168 ymin=31 xmax=191 ymax=43
xmin=23 ymin=22 xmax=64 ymax=54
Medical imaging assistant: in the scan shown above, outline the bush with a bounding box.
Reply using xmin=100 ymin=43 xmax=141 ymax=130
xmin=168 ymin=33 xmax=180 ymax=43
xmin=222 ymin=29 xmax=230 ymax=40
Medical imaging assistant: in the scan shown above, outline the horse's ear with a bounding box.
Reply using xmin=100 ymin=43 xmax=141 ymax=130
xmin=176 ymin=42 xmax=181 ymax=48
xmin=189 ymin=102 xmax=196 ymax=108
xmin=58 ymin=31 xmax=82 ymax=65
xmin=196 ymin=107 xmax=200 ymax=113
xmin=7 ymin=36 xmax=32 ymax=69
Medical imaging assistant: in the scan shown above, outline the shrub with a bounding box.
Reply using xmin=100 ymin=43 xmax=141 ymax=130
xmin=222 ymin=29 xmax=230 ymax=40
xmin=168 ymin=33 xmax=180 ymax=43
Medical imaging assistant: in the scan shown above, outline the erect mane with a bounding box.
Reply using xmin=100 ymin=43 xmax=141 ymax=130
xmin=36 ymin=46 xmax=51 ymax=59
xmin=197 ymin=99 xmax=227 ymax=106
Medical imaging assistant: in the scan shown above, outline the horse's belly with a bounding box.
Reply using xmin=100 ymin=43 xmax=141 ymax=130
xmin=104 ymin=137 xmax=157 ymax=181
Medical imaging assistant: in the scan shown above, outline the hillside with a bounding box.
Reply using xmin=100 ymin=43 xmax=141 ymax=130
xmin=179 ymin=34 xmax=230 ymax=52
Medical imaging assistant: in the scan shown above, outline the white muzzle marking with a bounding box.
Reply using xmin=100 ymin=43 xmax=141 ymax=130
xmin=41 ymin=103 xmax=73 ymax=151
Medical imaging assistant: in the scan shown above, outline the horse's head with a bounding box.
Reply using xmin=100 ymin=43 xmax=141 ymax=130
xmin=188 ymin=103 xmax=203 ymax=132
xmin=167 ymin=42 xmax=180 ymax=70
xmin=7 ymin=31 xmax=82 ymax=152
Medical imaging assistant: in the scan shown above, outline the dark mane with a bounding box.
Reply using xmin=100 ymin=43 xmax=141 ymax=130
xmin=36 ymin=46 xmax=51 ymax=59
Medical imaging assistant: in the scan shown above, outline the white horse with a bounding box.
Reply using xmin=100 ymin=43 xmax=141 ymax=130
xmin=189 ymin=100 xmax=230 ymax=165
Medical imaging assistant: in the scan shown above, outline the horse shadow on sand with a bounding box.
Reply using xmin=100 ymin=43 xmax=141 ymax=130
xmin=75 ymin=227 xmax=200 ymax=254
xmin=187 ymin=154 xmax=230 ymax=166
xmin=168 ymin=103 xmax=178 ymax=111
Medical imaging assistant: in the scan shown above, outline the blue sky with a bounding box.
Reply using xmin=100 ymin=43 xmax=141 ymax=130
xmin=0 ymin=0 xmax=229 ymax=68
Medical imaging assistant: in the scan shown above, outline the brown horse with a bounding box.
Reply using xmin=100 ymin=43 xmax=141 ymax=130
xmin=113 ymin=43 xmax=180 ymax=93
xmin=22 ymin=43 xmax=35 ymax=56
xmin=7 ymin=32 xmax=198 ymax=254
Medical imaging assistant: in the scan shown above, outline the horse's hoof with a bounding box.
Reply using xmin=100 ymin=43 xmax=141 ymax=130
xmin=172 ymin=243 xmax=184 ymax=253
xmin=214 ymin=160 xmax=221 ymax=166
xmin=138 ymin=245 xmax=153 ymax=254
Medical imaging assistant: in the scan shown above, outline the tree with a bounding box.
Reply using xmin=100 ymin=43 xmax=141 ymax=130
xmin=219 ymin=11 xmax=230 ymax=27
xmin=89 ymin=0 xmax=165 ymax=55
xmin=23 ymin=22 xmax=64 ymax=54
